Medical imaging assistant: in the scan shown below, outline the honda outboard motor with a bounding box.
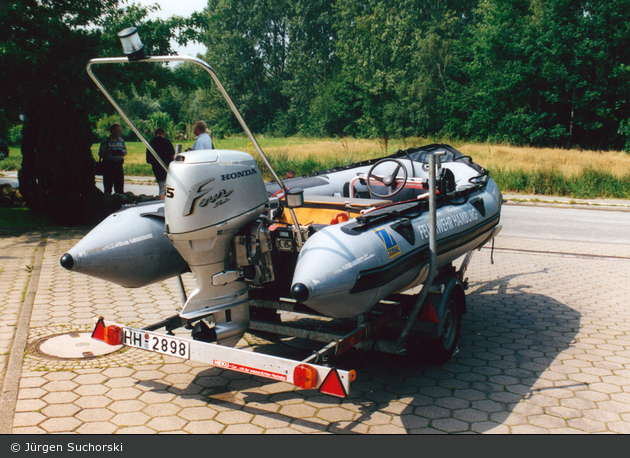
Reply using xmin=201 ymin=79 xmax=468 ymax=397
xmin=165 ymin=149 xmax=269 ymax=345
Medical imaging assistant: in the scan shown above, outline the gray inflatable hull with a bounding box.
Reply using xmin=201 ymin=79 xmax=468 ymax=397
xmin=60 ymin=202 xmax=187 ymax=288
xmin=291 ymin=180 xmax=502 ymax=318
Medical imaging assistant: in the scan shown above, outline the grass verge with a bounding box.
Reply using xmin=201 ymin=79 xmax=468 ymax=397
xmin=0 ymin=207 xmax=52 ymax=228
xmin=2 ymin=136 xmax=630 ymax=198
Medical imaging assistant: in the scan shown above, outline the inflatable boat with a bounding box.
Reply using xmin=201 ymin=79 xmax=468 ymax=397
xmin=61 ymin=44 xmax=502 ymax=351
xmin=61 ymin=143 xmax=501 ymax=329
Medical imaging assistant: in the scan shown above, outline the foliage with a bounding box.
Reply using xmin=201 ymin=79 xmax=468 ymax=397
xmin=0 ymin=0 xmax=201 ymax=225
xmin=187 ymin=0 xmax=630 ymax=150
xmin=7 ymin=125 xmax=23 ymax=146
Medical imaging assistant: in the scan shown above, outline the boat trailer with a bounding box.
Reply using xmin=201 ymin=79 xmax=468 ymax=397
xmin=90 ymin=154 xmax=500 ymax=399
xmin=85 ymin=32 xmax=502 ymax=399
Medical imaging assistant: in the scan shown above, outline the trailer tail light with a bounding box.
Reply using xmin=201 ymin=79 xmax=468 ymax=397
xmin=318 ymin=369 xmax=347 ymax=398
xmin=293 ymin=364 xmax=318 ymax=390
xmin=92 ymin=317 xmax=123 ymax=345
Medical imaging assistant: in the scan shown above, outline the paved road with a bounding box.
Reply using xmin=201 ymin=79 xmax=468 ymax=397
xmin=0 ymin=173 xmax=159 ymax=197
xmin=1 ymin=196 xmax=630 ymax=433
xmin=500 ymin=205 xmax=630 ymax=245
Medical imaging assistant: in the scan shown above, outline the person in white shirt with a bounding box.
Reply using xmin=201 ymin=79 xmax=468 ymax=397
xmin=187 ymin=121 xmax=214 ymax=151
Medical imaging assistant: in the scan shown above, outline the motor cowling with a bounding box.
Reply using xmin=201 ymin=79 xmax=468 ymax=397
xmin=164 ymin=149 xmax=269 ymax=345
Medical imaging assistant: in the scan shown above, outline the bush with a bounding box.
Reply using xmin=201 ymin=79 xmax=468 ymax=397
xmin=8 ymin=125 xmax=23 ymax=145
xmin=93 ymin=114 xmax=132 ymax=140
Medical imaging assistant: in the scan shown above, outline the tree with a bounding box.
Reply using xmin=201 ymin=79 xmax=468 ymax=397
xmin=444 ymin=0 xmax=630 ymax=148
xmin=200 ymin=0 xmax=291 ymax=133
xmin=0 ymin=1 xmax=196 ymax=224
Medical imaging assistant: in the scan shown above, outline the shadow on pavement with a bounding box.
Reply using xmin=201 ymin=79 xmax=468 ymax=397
xmin=136 ymin=270 xmax=581 ymax=433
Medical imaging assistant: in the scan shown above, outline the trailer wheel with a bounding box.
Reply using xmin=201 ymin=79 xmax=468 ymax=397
xmin=426 ymin=295 xmax=462 ymax=364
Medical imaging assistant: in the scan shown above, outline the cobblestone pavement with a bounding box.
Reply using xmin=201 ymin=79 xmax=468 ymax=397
xmin=0 ymin=224 xmax=629 ymax=434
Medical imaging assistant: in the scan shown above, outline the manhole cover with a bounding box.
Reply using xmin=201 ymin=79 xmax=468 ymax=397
xmin=33 ymin=332 xmax=122 ymax=360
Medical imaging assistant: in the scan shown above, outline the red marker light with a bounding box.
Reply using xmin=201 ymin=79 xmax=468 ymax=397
xmin=104 ymin=325 xmax=122 ymax=346
xmin=92 ymin=318 xmax=122 ymax=346
xmin=293 ymin=364 xmax=318 ymax=390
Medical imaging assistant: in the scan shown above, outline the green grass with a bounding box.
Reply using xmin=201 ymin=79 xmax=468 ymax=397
xmin=0 ymin=148 xmax=22 ymax=171
xmin=490 ymin=167 xmax=630 ymax=199
xmin=3 ymin=137 xmax=630 ymax=198
xmin=88 ymin=136 xmax=324 ymax=177
xmin=0 ymin=207 xmax=52 ymax=228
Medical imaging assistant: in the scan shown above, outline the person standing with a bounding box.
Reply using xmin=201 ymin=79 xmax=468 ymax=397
xmin=99 ymin=123 xmax=127 ymax=194
xmin=186 ymin=121 xmax=213 ymax=151
xmin=146 ymin=127 xmax=175 ymax=199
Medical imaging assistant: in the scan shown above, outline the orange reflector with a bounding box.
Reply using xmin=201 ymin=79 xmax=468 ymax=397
xmin=293 ymin=364 xmax=318 ymax=390
xmin=318 ymin=369 xmax=347 ymax=398
xmin=91 ymin=317 xmax=106 ymax=341
xmin=104 ymin=325 xmax=122 ymax=346
xmin=349 ymin=370 xmax=356 ymax=382
xmin=418 ymin=302 xmax=440 ymax=324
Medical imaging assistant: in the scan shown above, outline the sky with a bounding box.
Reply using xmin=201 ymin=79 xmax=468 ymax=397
xmin=132 ymin=0 xmax=208 ymax=57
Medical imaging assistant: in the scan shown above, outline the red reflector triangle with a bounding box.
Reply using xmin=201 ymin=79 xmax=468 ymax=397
xmin=418 ymin=303 xmax=440 ymax=324
xmin=318 ymin=369 xmax=347 ymax=398
xmin=92 ymin=317 xmax=105 ymax=341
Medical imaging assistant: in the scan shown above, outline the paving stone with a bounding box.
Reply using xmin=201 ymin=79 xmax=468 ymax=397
xmin=107 ymin=399 xmax=147 ymax=414
xmin=413 ymin=405 xmax=451 ymax=419
xmin=75 ymin=408 xmax=116 ymax=423
xmin=219 ymin=423 xmax=262 ymax=434
xmin=527 ymin=414 xmax=568 ymax=429
xmin=39 ymin=417 xmax=82 ymax=433
xmin=41 ymin=391 xmax=79 ymax=404
xmin=14 ymin=399 xmax=47 ymax=413
xmin=183 ymin=420 xmax=225 ymax=434
xmin=453 ymin=408 xmax=489 ymax=422
xmin=264 ymin=427 xmax=302 ymax=434
xmin=142 ymin=402 xmax=181 ymax=418
xmin=510 ymin=424 xmax=549 ymax=434
xmin=106 ymin=387 xmax=142 ymax=401
xmin=279 ymin=403 xmax=317 ymax=418
xmin=316 ymin=407 xmax=355 ymax=423
xmin=76 ymin=422 xmax=118 ymax=434
xmin=73 ymin=395 xmax=113 ymax=409
xmin=41 ymin=403 xmax=81 ymax=418
xmin=145 ymin=416 xmax=187 ymax=432
xmin=110 ymin=412 xmax=151 ymax=427
xmin=582 ymin=409 xmax=622 ymax=423
xmin=115 ymin=426 xmax=156 ymax=434
xmin=395 ymin=414 xmax=430 ymax=430
xmin=431 ymin=418 xmax=470 ymax=433
xmin=74 ymin=384 xmax=111 ymax=396
xmin=566 ymin=417 xmax=608 ymax=433
xmin=73 ymin=373 xmax=108 ymax=385
xmin=607 ymin=421 xmax=630 ymax=434
xmin=471 ymin=422 xmax=510 ymax=434
xmin=13 ymin=412 xmax=46 ymax=427
xmin=214 ymin=410 xmax=254 ymax=425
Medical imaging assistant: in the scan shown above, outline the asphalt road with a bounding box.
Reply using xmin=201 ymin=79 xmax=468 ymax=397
xmin=500 ymin=204 xmax=630 ymax=246
xmin=2 ymin=171 xmax=629 ymax=245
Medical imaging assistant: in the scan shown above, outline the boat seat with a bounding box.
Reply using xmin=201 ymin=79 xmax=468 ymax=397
xmin=276 ymin=195 xmax=391 ymax=226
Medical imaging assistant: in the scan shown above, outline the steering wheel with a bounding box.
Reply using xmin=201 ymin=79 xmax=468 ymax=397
xmin=366 ymin=158 xmax=408 ymax=198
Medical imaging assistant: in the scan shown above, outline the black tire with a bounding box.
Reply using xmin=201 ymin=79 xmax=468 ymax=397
xmin=426 ymin=296 xmax=462 ymax=364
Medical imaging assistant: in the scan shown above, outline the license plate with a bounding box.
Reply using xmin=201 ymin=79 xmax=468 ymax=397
xmin=121 ymin=327 xmax=190 ymax=359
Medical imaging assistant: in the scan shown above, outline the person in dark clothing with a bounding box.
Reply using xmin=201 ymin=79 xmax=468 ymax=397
xmin=99 ymin=123 xmax=127 ymax=194
xmin=146 ymin=127 xmax=175 ymax=199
